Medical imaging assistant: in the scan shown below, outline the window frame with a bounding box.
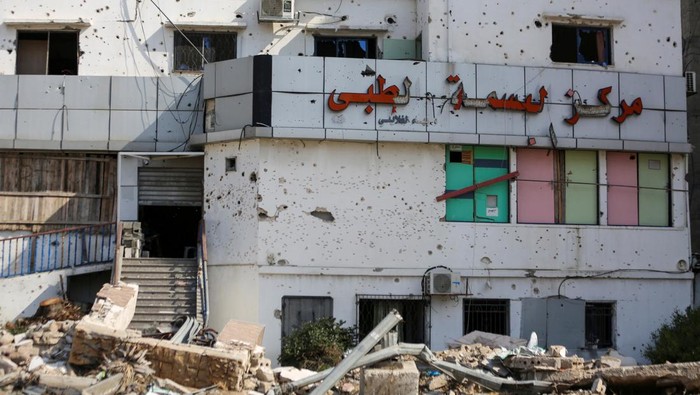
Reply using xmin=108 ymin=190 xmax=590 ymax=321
xmin=16 ymin=30 xmax=80 ymax=75
xmin=280 ymin=295 xmax=334 ymax=339
xmin=444 ymin=145 xmax=510 ymax=223
xmin=356 ymin=294 xmax=430 ymax=346
xmin=463 ymin=298 xmax=510 ymax=336
xmin=173 ymin=30 xmax=237 ymax=73
xmin=585 ymin=302 xmax=615 ymax=348
xmin=313 ymin=36 xmax=378 ymax=59
xmin=516 ymin=148 xmax=599 ymax=225
xmin=550 ymin=24 xmax=613 ymax=66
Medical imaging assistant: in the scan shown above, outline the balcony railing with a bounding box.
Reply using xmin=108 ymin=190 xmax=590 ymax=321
xmin=0 ymin=223 xmax=117 ymax=279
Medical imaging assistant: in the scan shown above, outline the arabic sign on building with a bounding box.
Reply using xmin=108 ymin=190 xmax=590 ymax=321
xmin=328 ymin=74 xmax=644 ymax=125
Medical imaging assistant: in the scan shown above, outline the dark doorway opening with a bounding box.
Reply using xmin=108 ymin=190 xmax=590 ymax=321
xmin=138 ymin=206 xmax=201 ymax=258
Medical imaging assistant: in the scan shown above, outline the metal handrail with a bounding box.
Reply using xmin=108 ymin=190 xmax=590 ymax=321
xmin=0 ymin=222 xmax=117 ymax=279
xmin=197 ymin=219 xmax=210 ymax=326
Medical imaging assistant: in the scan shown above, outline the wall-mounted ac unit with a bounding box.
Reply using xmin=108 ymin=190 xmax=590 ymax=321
xmin=259 ymin=0 xmax=295 ymax=22
xmin=686 ymin=71 xmax=697 ymax=96
xmin=427 ymin=271 xmax=465 ymax=295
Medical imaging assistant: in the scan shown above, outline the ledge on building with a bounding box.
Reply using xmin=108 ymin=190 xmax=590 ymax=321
xmin=541 ymin=13 xmax=623 ymax=26
xmin=164 ymin=21 xmax=247 ymax=31
xmin=4 ymin=18 xmax=91 ymax=29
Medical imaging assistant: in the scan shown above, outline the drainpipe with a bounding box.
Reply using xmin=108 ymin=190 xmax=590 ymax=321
xmin=308 ymin=309 xmax=403 ymax=395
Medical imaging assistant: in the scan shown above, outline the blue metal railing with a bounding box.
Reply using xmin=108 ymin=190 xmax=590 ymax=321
xmin=0 ymin=223 xmax=117 ymax=279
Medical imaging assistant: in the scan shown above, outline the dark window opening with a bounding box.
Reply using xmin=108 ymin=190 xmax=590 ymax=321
xmin=551 ymin=25 xmax=611 ymax=65
xmin=357 ymin=295 xmax=429 ymax=345
xmin=138 ymin=206 xmax=201 ymax=258
xmin=585 ymin=302 xmax=615 ymax=348
xmin=281 ymin=296 xmax=333 ymax=339
xmin=464 ymin=299 xmax=510 ymax=335
xmin=16 ymin=31 xmax=79 ymax=75
xmin=174 ymin=31 xmax=237 ymax=72
xmin=314 ymin=36 xmax=377 ymax=59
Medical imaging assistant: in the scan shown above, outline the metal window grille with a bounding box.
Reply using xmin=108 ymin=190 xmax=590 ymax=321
xmin=463 ymin=299 xmax=510 ymax=335
xmin=356 ymin=295 xmax=430 ymax=346
xmin=174 ymin=32 xmax=237 ymax=71
xmin=281 ymin=296 xmax=333 ymax=338
xmin=585 ymin=302 xmax=615 ymax=348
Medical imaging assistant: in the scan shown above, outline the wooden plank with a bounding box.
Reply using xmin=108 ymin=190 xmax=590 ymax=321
xmin=437 ymin=171 xmax=519 ymax=202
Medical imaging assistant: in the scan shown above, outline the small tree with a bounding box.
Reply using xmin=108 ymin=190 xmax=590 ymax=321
xmin=644 ymin=306 xmax=700 ymax=363
xmin=279 ymin=317 xmax=356 ymax=370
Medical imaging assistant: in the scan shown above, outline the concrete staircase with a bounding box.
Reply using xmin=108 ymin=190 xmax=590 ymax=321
xmin=120 ymin=257 xmax=200 ymax=330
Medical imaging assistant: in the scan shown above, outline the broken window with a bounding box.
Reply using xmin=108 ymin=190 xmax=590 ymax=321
xmin=281 ymin=296 xmax=333 ymax=338
xmin=16 ymin=31 xmax=79 ymax=75
xmin=445 ymin=145 xmax=509 ymax=223
xmin=463 ymin=299 xmax=510 ymax=335
xmin=550 ymin=25 xmax=611 ymax=65
xmin=516 ymin=149 xmax=598 ymax=225
xmin=585 ymin=302 xmax=615 ymax=348
xmin=607 ymin=152 xmax=670 ymax=226
xmin=357 ymin=295 xmax=429 ymax=345
xmin=174 ymin=31 xmax=237 ymax=72
xmin=314 ymin=36 xmax=377 ymax=59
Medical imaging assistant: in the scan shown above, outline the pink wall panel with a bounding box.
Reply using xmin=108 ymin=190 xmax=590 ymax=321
xmin=607 ymin=152 xmax=638 ymax=225
xmin=517 ymin=149 xmax=555 ymax=223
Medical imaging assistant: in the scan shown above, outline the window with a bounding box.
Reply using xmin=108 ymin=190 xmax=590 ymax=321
xmin=607 ymin=152 xmax=669 ymax=226
xmin=517 ymin=149 xmax=598 ymax=225
xmin=357 ymin=295 xmax=429 ymax=345
xmin=464 ymin=299 xmax=509 ymax=335
xmin=314 ymin=36 xmax=377 ymax=58
xmin=16 ymin=31 xmax=79 ymax=75
xmin=522 ymin=298 xmax=615 ymax=350
xmin=585 ymin=302 xmax=615 ymax=348
xmin=550 ymin=25 xmax=611 ymax=65
xmin=281 ymin=296 xmax=333 ymax=338
xmin=445 ymin=145 xmax=509 ymax=223
xmin=174 ymin=31 xmax=236 ymax=72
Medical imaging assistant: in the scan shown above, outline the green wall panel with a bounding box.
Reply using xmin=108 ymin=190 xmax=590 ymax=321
xmin=638 ymin=153 xmax=669 ymax=226
xmin=564 ymin=151 xmax=597 ymax=224
xmin=474 ymin=146 xmax=508 ymax=223
xmin=445 ymin=146 xmax=474 ymax=222
xmin=383 ymin=39 xmax=417 ymax=60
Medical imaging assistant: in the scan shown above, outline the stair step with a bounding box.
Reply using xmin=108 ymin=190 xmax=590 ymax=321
xmin=137 ymin=300 xmax=196 ymax=308
xmin=122 ymin=266 xmax=198 ymax=274
xmin=122 ymin=258 xmax=197 ymax=267
xmin=135 ymin=306 xmax=196 ymax=314
xmin=121 ymin=273 xmax=198 ymax=280
xmin=120 ymin=278 xmax=197 ymax=286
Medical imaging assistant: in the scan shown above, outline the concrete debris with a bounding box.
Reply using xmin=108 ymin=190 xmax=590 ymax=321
xmin=2 ymin=288 xmax=699 ymax=395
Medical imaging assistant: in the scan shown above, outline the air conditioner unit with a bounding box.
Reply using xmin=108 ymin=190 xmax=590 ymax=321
xmin=427 ymin=271 xmax=465 ymax=295
xmin=259 ymin=0 xmax=295 ymax=22
xmin=686 ymin=71 xmax=697 ymax=96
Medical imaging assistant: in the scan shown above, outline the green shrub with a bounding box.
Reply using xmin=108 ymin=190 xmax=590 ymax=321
xmin=644 ymin=306 xmax=700 ymax=363
xmin=279 ymin=317 xmax=357 ymax=370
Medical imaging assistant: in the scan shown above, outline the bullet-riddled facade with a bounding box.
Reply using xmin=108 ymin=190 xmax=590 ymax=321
xmin=0 ymin=0 xmax=692 ymax=364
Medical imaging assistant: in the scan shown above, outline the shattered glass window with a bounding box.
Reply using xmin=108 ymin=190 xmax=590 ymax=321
xmin=314 ymin=36 xmax=377 ymax=59
xmin=550 ymin=25 xmax=611 ymax=66
xmin=174 ymin=31 xmax=237 ymax=72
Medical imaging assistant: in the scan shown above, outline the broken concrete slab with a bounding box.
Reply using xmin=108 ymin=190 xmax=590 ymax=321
xmin=274 ymin=366 xmax=317 ymax=383
xmin=216 ymin=319 xmax=265 ymax=349
xmin=0 ymin=356 xmax=17 ymax=373
xmin=360 ymin=360 xmax=420 ymax=395
xmin=83 ymin=283 xmax=139 ymax=331
xmin=82 ymin=373 xmax=124 ymax=395
xmin=38 ymin=374 xmax=98 ymax=390
xmin=546 ymin=361 xmax=700 ymax=391
xmin=449 ymin=330 xmax=527 ymax=350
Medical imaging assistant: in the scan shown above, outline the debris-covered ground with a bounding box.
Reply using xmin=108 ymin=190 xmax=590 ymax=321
xmin=2 ymin=285 xmax=700 ymax=394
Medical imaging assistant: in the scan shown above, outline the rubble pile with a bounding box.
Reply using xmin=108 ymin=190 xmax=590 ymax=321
xmin=2 ymin=292 xmax=700 ymax=394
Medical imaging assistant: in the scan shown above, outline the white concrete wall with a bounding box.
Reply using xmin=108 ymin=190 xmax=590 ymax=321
xmin=0 ymin=263 xmax=112 ymax=322
xmin=0 ymin=0 xmax=681 ymax=76
xmin=203 ymin=138 xmax=693 ymax=363
xmin=425 ymin=0 xmax=682 ymax=75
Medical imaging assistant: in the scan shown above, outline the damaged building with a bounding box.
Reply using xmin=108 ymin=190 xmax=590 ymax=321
xmin=0 ymin=0 xmax=693 ymax=367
